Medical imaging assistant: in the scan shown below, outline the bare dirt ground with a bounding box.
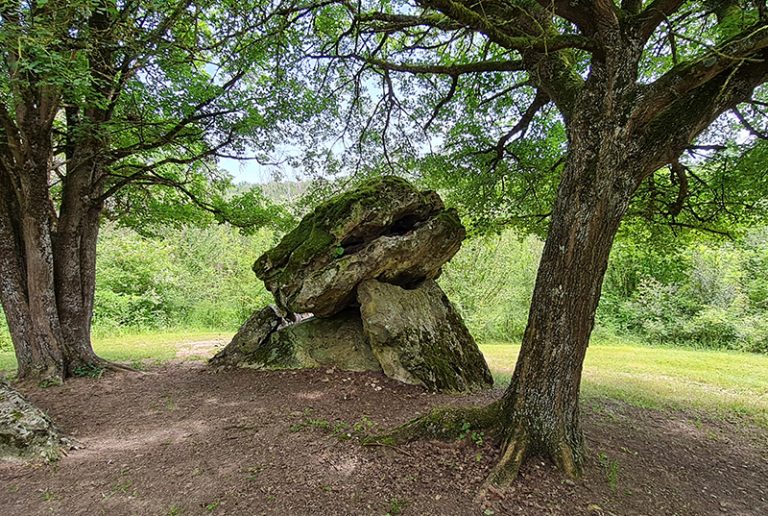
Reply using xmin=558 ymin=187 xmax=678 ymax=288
xmin=2 ymin=350 xmax=767 ymax=515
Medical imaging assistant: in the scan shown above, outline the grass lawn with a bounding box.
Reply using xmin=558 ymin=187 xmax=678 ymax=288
xmin=0 ymin=330 xmax=229 ymax=374
xmin=2 ymin=333 xmax=766 ymax=428
xmin=481 ymin=341 xmax=768 ymax=428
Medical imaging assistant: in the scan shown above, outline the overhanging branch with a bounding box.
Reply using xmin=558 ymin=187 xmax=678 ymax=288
xmin=632 ymin=22 xmax=768 ymax=129
xmin=359 ymin=56 xmax=525 ymax=75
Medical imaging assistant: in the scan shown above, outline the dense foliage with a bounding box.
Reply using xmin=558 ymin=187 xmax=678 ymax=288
xmin=91 ymin=224 xmax=276 ymax=333
xmin=4 ymin=221 xmax=765 ymax=355
xmin=600 ymin=227 xmax=768 ymax=353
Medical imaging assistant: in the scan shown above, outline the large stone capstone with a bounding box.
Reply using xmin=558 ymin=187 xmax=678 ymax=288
xmin=211 ymin=176 xmax=493 ymax=392
xmin=253 ymin=176 xmax=465 ymax=317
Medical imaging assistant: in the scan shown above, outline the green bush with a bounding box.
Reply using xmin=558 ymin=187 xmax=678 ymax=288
xmin=92 ymin=224 xmax=275 ymax=333
xmin=439 ymin=232 xmax=542 ymax=342
xmin=598 ymin=227 xmax=768 ymax=352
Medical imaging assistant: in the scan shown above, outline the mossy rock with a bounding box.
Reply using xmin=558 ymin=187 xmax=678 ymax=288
xmin=0 ymin=378 xmax=74 ymax=462
xmin=216 ymin=309 xmax=381 ymax=372
xmin=357 ymin=279 xmax=494 ymax=392
xmin=209 ymin=306 xmax=287 ymax=368
xmin=253 ymin=176 xmax=465 ymax=317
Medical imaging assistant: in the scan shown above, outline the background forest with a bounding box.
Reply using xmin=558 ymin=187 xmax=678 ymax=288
xmin=3 ymin=181 xmax=765 ymax=355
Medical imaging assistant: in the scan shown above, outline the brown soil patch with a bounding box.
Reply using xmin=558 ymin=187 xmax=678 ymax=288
xmin=1 ymin=359 xmax=767 ymax=515
xmin=175 ymin=339 xmax=227 ymax=360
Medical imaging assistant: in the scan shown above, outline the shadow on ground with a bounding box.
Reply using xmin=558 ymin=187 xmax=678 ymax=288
xmin=1 ymin=362 xmax=766 ymax=515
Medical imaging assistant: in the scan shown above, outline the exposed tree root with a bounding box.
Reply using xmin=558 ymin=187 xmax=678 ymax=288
xmin=484 ymin=425 xmax=583 ymax=489
xmin=17 ymin=358 xmax=141 ymax=387
xmin=96 ymin=359 xmax=140 ymax=374
xmin=483 ymin=424 xmax=529 ymax=487
xmin=364 ymin=399 xmax=584 ymax=491
xmin=363 ymin=401 xmax=503 ymax=446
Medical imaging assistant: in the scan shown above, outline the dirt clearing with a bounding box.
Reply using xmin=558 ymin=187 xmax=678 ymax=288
xmin=1 ymin=358 xmax=766 ymax=515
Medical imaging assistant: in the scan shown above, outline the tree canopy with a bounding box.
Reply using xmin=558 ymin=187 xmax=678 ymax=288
xmin=274 ymin=0 xmax=768 ymax=484
xmin=294 ymin=0 xmax=768 ymax=237
xmin=0 ymin=0 xmax=318 ymax=380
xmin=0 ymin=0 xmax=318 ymax=228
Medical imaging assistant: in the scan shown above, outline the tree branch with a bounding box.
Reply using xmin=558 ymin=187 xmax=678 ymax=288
xmin=418 ymin=0 xmax=598 ymax=52
xmin=636 ymin=0 xmax=688 ymax=41
xmin=733 ymin=106 xmax=768 ymax=138
xmin=632 ymin=22 xmax=768 ymax=129
xmin=638 ymin=48 xmax=768 ymax=175
xmin=357 ymin=56 xmax=525 ymax=75
xmin=488 ymin=90 xmax=549 ymax=169
xmin=425 ymin=74 xmax=458 ymax=130
xmin=533 ymin=0 xmax=599 ymax=34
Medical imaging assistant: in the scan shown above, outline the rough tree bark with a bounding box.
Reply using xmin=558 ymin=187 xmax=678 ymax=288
xmin=487 ymin=21 xmax=647 ymax=481
xmin=0 ymin=152 xmax=109 ymax=383
xmin=0 ymin=1 xmax=122 ymax=383
xmin=0 ymin=0 xmax=286 ymax=383
xmin=362 ymin=1 xmax=768 ymax=484
xmin=492 ymin=136 xmax=638 ymax=483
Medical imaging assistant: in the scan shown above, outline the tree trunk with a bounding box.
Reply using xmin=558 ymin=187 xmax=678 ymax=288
xmin=11 ymin=148 xmax=72 ymax=382
xmin=54 ymin=146 xmax=105 ymax=372
xmin=0 ymin=154 xmax=107 ymax=382
xmin=488 ymin=109 xmax=642 ymax=484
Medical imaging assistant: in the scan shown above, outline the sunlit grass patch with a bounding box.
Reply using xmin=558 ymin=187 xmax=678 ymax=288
xmin=480 ymin=341 xmax=768 ymax=428
xmin=0 ymin=330 xmax=231 ymax=376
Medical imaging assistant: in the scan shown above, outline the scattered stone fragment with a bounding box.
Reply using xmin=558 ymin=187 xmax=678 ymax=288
xmin=0 ymin=377 xmax=75 ymax=462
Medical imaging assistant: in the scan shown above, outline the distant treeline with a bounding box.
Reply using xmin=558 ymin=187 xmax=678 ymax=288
xmin=2 ymin=223 xmax=766 ymax=354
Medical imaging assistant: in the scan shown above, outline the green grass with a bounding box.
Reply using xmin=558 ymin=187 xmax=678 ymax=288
xmin=0 ymin=330 xmax=230 ymax=374
xmin=480 ymin=341 xmax=768 ymax=428
xmin=2 ymin=331 xmax=766 ymax=429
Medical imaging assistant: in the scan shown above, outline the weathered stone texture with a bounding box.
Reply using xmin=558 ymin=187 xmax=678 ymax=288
xmin=253 ymin=176 xmax=464 ymax=317
xmin=1 ymin=377 xmax=74 ymax=461
xmin=212 ymin=176 xmax=492 ymax=392
xmin=209 ymin=306 xmax=286 ymax=368
xmin=358 ymin=279 xmax=494 ymax=392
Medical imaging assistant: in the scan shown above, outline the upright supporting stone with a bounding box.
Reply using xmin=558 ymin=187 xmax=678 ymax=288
xmin=267 ymin=310 xmax=381 ymax=372
xmin=357 ymin=279 xmax=493 ymax=392
xmin=210 ymin=306 xmax=286 ymax=368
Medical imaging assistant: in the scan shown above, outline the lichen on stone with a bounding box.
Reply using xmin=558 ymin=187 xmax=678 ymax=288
xmin=214 ymin=176 xmax=493 ymax=393
xmin=0 ymin=377 xmax=75 ymax=462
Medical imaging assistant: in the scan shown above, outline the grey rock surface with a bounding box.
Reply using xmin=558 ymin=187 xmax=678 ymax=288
xmin=357 ymin=279 xmax=493 ymax=392
xmin=266 ymin=310 xmax=381 ymax=371
xmin=209 ymin=305 xmax=286 ymax=368
xmin=253 ymin=176 xmax=464 ymax=317
xmin=211 ymin=307 xmax=379 ymax=372
xmin=1 ymin=377 xmax=74 ymax=462
xmin=212 ymin=177 xmax=492 ymax=393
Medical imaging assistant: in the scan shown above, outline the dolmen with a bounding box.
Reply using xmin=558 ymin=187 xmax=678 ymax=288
xmin=210 ymin=177 xmax=493 ymax=392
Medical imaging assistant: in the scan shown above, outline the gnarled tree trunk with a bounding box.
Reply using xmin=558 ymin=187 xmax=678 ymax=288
xmin=491 ymin=156 xmax=637 ymax=483
xmin=489 ymin=49 xmax=645 ymax=482
xmin=0 ymin=152 xmax=107 ymax=383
